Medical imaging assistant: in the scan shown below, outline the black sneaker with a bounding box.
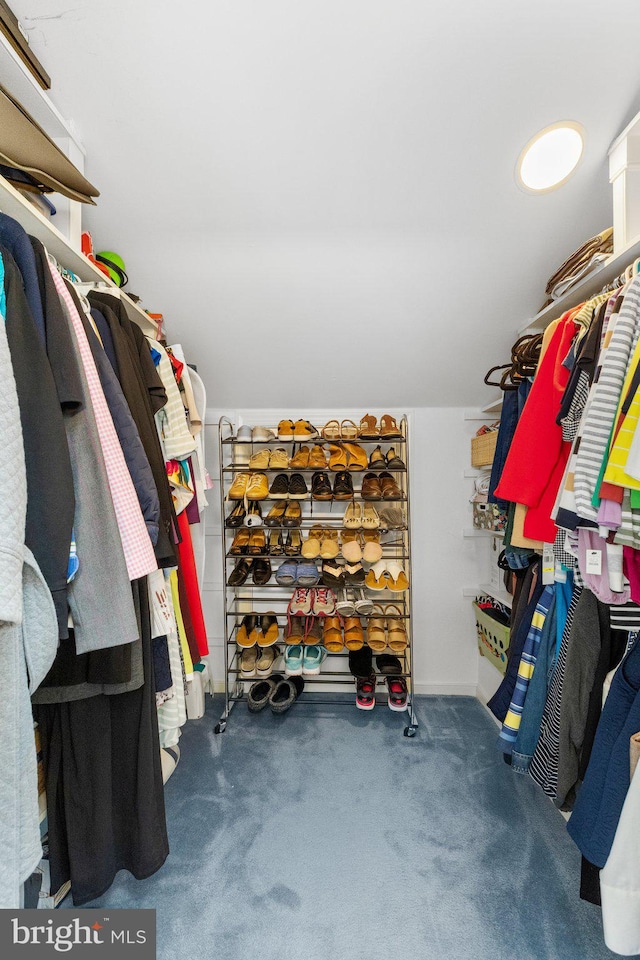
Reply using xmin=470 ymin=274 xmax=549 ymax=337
xmin=333 ymin=471 xmax=354 ymax=500
xmin=288 ymin=473 xmax=309 ymax=499
xmin=312 ymin=471 xmax=333 ymax=500
xmin=269 ymin=474 xmax=290 ymax=498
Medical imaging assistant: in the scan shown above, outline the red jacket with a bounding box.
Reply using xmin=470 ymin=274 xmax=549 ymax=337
xmin=495 ymin=314 xmax=578 ymax=542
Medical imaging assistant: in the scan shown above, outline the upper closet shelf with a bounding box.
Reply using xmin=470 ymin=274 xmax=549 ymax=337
xmin=0 ymin=172 xmax=157 ymax=336
xmin=0 ymin=32 xmax=84 ymax=151
xmin=517 ymin=234 xmax=640 ymax=336
xmin=481 ymin=395 xmax=503 ymax=414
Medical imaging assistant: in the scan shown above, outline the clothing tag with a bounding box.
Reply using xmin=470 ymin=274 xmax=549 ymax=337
xmin=586 ymin=549 xmax=602 ymax=576
xmin=554 ymin=562 xmax=567 ymax=583
xmin=542 ymin=544 xmax=555 ymax=585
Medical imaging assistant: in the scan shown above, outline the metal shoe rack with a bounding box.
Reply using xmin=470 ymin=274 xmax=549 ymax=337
xmin=215 ymin=415 xmax=417 ymax=736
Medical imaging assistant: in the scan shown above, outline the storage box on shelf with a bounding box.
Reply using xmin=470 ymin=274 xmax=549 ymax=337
xmin=216 ymin=416 xmax=417 ymax=736
xmin=471 ymin=429 xmax=498 ymax=468
xmin=473 ymin=598 xmax=511 ymax=675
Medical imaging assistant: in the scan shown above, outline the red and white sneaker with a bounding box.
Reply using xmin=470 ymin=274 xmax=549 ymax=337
xmin=312 ymin=587 xmax=336 ymax=616
xmin=356 ymin=675 xmax=376 ymax=711
xmin=385 ymin=676 xmax=408 ymax=712
xmin=288 ymin=588 xmax=314 ymax=616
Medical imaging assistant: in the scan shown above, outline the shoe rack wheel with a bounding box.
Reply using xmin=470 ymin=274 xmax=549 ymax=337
xmin=403 ymin=724 xmax=418 ymax=738
xmin=214 ymin=720 xmax=227 ymax=735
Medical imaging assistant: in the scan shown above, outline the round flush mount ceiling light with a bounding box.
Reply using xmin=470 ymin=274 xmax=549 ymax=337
xmin=516 ymin=121 xmax=585 ymax=193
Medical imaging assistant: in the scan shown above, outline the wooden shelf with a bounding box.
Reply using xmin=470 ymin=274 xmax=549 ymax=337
xmin=0 ymin=173 xmax=158 ymax=337
xmin=517 ymin=235 xmax=640 ymax=335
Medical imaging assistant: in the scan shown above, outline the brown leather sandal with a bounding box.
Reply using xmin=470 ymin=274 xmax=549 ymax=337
xmin=380 ymin=414 xmax=403 ymax=440
xmin=359 ymin=414 xmax=379 ymax=439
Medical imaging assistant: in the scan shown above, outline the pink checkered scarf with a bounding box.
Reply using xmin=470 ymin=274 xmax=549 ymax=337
xmin=48 ymin=263 xmax=157 ymax=581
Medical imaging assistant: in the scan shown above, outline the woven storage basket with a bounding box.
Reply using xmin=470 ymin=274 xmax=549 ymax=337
xmin=471 ymin=430 xmax=498 ymax=468
xmin=473 ymin=601 xmax=510 ymax=674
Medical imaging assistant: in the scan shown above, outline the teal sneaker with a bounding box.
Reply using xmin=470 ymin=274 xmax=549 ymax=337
xmin=284 ymin=644 xmax=304 ymax=676
xmin=302 ymin=645 xmax=326 ymax=676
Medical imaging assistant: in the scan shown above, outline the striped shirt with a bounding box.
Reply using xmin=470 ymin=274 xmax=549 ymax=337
xmin=529 ymin=584 xmax=583 ymax=798
xmin=574 ymin=277 xmax=640 ymax=523
xmin=150 ymin=339 xmax=196 ymax=462
xmin=498 ymin=585 xmax=555 ymax=753
xmin=553 ymin=293 xmax=619 ymax=531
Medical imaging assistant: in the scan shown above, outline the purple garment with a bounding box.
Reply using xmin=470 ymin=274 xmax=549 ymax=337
xmin=597 ymin=498 xmax=622 ymax=530
xmin=184 ymin=457 xmax=201 ymax=524
xmin=578 ymin=528 xmax=630 ymax=605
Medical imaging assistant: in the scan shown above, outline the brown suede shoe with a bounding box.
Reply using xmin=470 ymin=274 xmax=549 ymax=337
xmin=379 ymin=472 xmax=402 ymax=500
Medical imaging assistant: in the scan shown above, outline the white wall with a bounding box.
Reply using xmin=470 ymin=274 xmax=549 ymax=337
xmin=199 ymin=407 xmax=488 ymax=695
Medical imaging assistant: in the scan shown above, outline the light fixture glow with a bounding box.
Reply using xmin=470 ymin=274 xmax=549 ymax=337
xmin=517 ymin=122 xmax=585 ymax=193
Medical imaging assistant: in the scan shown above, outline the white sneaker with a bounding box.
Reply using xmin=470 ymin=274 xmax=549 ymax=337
xmin=252 ymin=425 xmax=276 ymax=442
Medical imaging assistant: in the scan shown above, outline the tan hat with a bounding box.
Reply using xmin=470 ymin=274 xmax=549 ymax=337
xmin=0 ymin=83 xmax=99 ymax=204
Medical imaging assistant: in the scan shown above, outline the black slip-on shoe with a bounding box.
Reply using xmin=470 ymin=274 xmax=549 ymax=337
xmin=252 ymin=558 xmax=272 ymax=586
xmin=228 ymin=558 xmax=253 ymax=586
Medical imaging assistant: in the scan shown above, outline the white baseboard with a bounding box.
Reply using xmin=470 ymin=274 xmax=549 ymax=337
xmin=207 ymin=680 xmax=477 ymax=696
xmin=413 ymin=681 xmax=478 ymax=696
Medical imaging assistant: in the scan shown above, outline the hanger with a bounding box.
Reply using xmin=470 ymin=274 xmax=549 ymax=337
xmin=484 ymin=363 xmax=511 ymax=387
xmin=73 ymin=280 xmax=121 ymax=298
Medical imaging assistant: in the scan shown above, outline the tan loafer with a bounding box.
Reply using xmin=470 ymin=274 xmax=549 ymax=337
xmin=289 ymin=445 xmax=310 ymax=468
xmin=309 ymin=444 xmax=329 ymax=468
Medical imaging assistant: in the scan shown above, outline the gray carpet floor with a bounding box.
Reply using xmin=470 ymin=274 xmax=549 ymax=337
xmin=81 ymin=694 xmax=627 ymax=960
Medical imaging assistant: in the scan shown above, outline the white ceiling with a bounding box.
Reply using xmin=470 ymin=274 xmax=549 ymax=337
xmin=11 ymin=0 xmax=640 ymax=408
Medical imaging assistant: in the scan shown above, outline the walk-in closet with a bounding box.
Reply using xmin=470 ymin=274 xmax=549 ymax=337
xmin=4 ymin=2 xmax=640 ymax=958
